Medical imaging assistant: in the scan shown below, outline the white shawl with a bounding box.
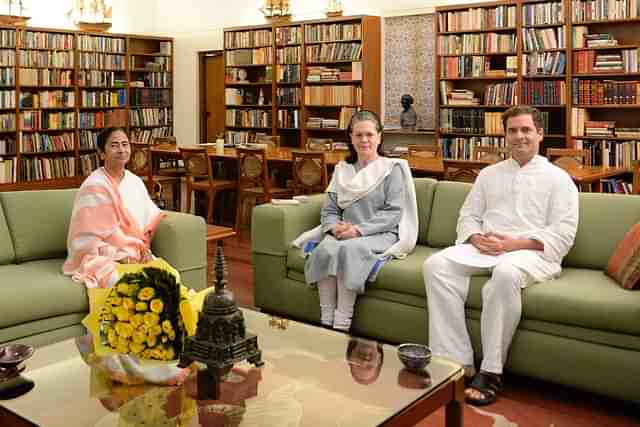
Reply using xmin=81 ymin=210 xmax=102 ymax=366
xmin=292 ymin=157 xmax=418 ymax=259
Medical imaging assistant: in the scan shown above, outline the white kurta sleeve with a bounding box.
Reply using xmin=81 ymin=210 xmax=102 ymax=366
xmin=455 ymin=173 xmax=487 ymax=245
xmin=525 ymin=173 xmax=579 ymax=263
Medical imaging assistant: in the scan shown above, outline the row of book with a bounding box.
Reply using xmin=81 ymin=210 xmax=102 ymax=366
xmin=20 ymin=156 xmax=75 ymax=182
xmin=81 ymin=89 xmax=126 ymax=108
xmin=277 ymin=46 xmax=301 ymax=65
xmin=225 ymin=109 xmax=271 ymax=128
xmin=304 ymin=85 xmax=362 ymax=106
xmin=304 ymin=23 xmax=362 ymax=43
xmin=225 ymin=48 xmax=274 ymax=66
xmin=21 ymin=132 xmax=74 ymax=153
xmin=439 ymin=137 xmax=507 ymax=160
xmin=276 ymin=27 xmax=301 ymax=46
xmin=278 ymin=65 xmax=299 ymax=83
xmin=131 ymin=126 xmax=172 ymax=144
xmin=438 ymin=6 xmax=516 ymax=32
xmin=0 ymin=49 xmax=15 ymax=66
xmin=601 ymin=178 xmax=633 ymax=193
xmin=573 ymin=79 xmax=640 ymax=104
xmin=225 ymin=66 xmax=272 ymax=84
xmin=524 ymin=52 xmax=566 ymax=75
xmin=130 ymin=88 xmax=171 ymax=106
xmin=0 ymin=68 xmax=14 ymax=85
xmin=225 ymin=30 xmax=272 ymax=49
xmin=0 ymin=158 xmax=15 ymax=184
xmin=20 ymin=32 xmax=74 ymax=50
xmin=277 ymin=87 xmax=300 ymax=105
xmin=226 ymin=130 xmax=254 ymax=145
xmin=79 ymin=130 xmax=99 ymax=150
xmin=0 ymin=90 xmax=14 ymax=109
xmin=80 ymin=153 xmax=100 ymax=175
xmin=307 ymin=63 xmax=362 ymax=81
xmin=158 ymin=42 xmax=172 ymax=56
xmin=0 ymin=30 xmax=16 ymax=49
xmin=576 ymin=138 xmax=640 ymax=168
xmin=440 ymin=56 xmax=517 ymax=78
xmin=572 ymin=0 xmax=640 ymax=21
xmin=19 ymin=51 xmax=74 ymax=68
xmin=440 ymin=82 xmax=479 ymax=105
xmin=522 ymin=80 xmax=567 ymax=105
xmin=522 ymin=27 xmax=565 ymax=51
xmin=77 ymin=35 xmax=125 ymax=53
xmin=129 ymin=108 xmax=172 ymax=127
xmin=77 ymin=70 xmax=127 ymax=87
xmin=305 ymin=43 xmax=362 ymax=63
xmin=440 ymin=109 xmax=551 ymax=134
xmin=438 ymin=34 xmax=517 ymax=55
xmin=19 ymin=90 xmax=75 ymax=108
xmin=21 ymin=111 xmax=75 ymax=130
xmin=0 ymin=113 xmax=15 ymax=131
xmin=277 ymin=109 xmax=299 ymax=128
xmin=19 ymin=69 xmax=72 ymax=86
xmin=132 ymin=72 xmax=171 ymax=88
xmin=78 ymin=110 xmax=127 ymax=128
xmin=0 ymin=137 xmax=16 ymax=156
xmin=484 ymin=82 xmax=518 ymax=105
xmin=129 ymin=56 xmax=170 ymax=72
xmin=79 ymin=53 xmax=126 ymax=71
xmin=523 ymin=2 xmax=564 ymax=26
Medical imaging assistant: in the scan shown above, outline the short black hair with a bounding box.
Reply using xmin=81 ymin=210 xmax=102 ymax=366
xmin=345 ymin=110 xmax=384 ymax=164
xmin=501 ymin=106 xmax=544 ymax=133
xmin=97 ymin=127 xmax=128 ymax=152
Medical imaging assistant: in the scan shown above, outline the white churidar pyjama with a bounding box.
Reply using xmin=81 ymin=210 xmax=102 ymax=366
xmin=317 ymin=276 xmax=357 ymax=330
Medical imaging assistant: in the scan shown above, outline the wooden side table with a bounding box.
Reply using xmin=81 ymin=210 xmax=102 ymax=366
xmin=206 ymin=225 xmax=236 ymax=287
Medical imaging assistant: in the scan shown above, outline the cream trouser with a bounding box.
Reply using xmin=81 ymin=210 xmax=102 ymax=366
xmin=423 ymin=251 xmax=534 ymax=374
xmin=317 ymin=276 xmax=357 ymax=331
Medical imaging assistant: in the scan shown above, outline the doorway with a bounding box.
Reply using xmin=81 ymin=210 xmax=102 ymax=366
xmin=199 ymin=50 xmax=225 ymax=143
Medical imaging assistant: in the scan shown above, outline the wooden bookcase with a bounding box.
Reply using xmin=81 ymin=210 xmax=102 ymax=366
xmin=436 ymin=0 xmax=640 ymax=179
xmin=0 ymin=25 xmax=173 ymax=192
xmin=223 ymin=15 xmax=381 ymax=149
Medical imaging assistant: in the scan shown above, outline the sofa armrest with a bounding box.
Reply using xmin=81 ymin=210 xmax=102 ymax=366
xmin=252 ymin=194 xmax=325 ymax=256
xmin=152 ymin=212 xmax=207 ymax=289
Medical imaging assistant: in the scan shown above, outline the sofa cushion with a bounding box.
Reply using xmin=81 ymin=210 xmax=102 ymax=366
xmin=0 ymin=258 xmax=88 ymax=329
xmin=413 ymin=178 xmax=437 ymax=246
xmin=426 ymin=181 xmax=470 ymax=248
xmin=0 ymin=200 xmax=15 ymax=265
xmin=0 ymin=189 xmax=76 ymax=262
xmin=565 ymin=192 xmax=640 ymax=269
xmin=466 ymin=267 xmax=640 ymax=336
xmin=370 ymin=245 xmax=439 ymax=298
xmin=606 ymin=222 xmax=640 ymax=289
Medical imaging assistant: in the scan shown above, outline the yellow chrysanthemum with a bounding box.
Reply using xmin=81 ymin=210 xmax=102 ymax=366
xmin=147 ymin=335 xmax=157 ymax=348
xmin=149 ymin=299 xmax=164 ymax=314
xmin=130 ymin=313 xmax=144 ymax=328
xmin=132 ymin=331 xmax=147 ymax=344
xmin=118 ymin=335 xmax=130 ymax=346
xmin=122 ymin=297 xmax=135 ymax=310
xmin=149 ymin=324 xmax=162 ymax=336
xmin=143 ymin=312 xmax=160 ymax=326
xmin=107 ymin=329 xmax=118 ymax=346
xmin=116 ymin=343 xmax=129 ymax=354
xmin=114 ymin=307 xmax=133 ymax=322
xmin=165 ymin=347 xmax=176 ymax=360
xmin=138 ymin=287 xmax=155 ymax=301
xmin=129 ymin=342 xmax=145 ymax=354
xmin=135 ymin=301 xmax=148 ymax=312
xmin=137 ymin=324 xmax=149 ymax=334
xmin=116 ymin=283 xmax=130 ymax=296
xmin=108 ymin=296 xmax=122 ymax=306
xmin=141 ymin=349 xmax=154 ymax=359
xmin=161 ymin=320 xmax=173 ymax=334
xmin=168 ymin=330 xmax=176 ymax=341
xmin=150 ymin=348 xmax=165 ymax=360
xmin=117 ymin=322 xmax=134 ymax=338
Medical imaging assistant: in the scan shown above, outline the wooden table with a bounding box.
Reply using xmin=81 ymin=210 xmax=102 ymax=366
xmin=206 ymin=224 xmax=236 ymax=243
xmin=562 ymin=165 xmax=633 ymax=192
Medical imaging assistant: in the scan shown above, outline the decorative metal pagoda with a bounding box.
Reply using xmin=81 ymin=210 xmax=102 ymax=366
xmin=179 ymin=241 xmax=263 ymax=400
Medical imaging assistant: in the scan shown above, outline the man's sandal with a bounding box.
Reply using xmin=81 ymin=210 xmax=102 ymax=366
xmin=465 ymin=372 xmax=503 ymax=406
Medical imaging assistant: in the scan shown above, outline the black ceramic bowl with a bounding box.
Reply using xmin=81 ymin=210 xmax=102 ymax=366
xmin=397 ymin=343 xmax=432 ymax=372
xmin=0 ymin=344 xmax=34 ymax=371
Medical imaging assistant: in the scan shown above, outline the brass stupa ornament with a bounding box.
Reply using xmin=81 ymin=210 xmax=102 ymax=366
xmin=179 ymin=241 xmax=263 ymax=399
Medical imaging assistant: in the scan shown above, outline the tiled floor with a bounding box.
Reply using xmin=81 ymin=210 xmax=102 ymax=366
xmin=216 ymin=232 xmax=640 ymax=427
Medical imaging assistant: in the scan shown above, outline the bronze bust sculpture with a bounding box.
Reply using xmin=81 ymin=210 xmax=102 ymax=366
xmin=400 ymin=94 xmax=417 ymax=129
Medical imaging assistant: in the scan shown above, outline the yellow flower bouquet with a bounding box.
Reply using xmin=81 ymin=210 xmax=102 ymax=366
xmin=79 ymin=258 xmax=203 ymax=385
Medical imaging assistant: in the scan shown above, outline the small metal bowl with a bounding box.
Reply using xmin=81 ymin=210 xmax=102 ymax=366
xmin=0 ymin=344 xmax=34 ymax=371
xmin=397 ymin=343 xmax=432 ymax=372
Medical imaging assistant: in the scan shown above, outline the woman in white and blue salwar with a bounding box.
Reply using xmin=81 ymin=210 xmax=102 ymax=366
xmin=294 ymin=111 xmax=419 ymax=331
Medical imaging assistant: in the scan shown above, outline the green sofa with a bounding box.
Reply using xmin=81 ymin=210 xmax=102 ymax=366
xmin=252 ymin=178 xmax=640 ymax=403
xmin=0 ymin=189 xmax=207 ymax=348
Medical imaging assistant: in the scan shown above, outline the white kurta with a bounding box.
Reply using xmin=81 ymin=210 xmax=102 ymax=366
xmin=455 ymin=155 xmax=579 ymax=282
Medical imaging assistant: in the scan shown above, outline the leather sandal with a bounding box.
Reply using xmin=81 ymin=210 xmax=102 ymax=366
xmin=465 ymin=371 xmax=503 ymax=406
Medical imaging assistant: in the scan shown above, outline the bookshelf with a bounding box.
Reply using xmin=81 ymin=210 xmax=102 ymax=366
xmin=223 ymin=15 xmax=381 ymax=148
xmin=0 ymin=26 xmax=173 ymax=191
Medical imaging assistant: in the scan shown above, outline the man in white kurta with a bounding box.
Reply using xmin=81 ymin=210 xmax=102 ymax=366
xmin=423 ymin=107 xmax=579 ymax=405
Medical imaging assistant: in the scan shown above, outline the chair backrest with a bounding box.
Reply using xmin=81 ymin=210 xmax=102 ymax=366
xmin=443 ymin=159 xmax=490 ymax=183
xmin=255 ymin=134 xmax=280 ymax=149
xmin=153 ymin=135 xmax=177 ymax=146
xmin=129 ymin=142 xmax=151 ymax=175
xmin=633 ymin=160 xmax=640 ymax=195
xmin=291 ymin=151 xmax=328 ymax=195
xmin=179 ymin=146 xmax=213 ymax=182
xmin=306 ymin=137 xmax=333 ymax=151
xmin=547 ymin=148 xmax=591 ymax=168
xmin=474 ymin=146 xmax=509 ymax=164
xmin=237 ymin=146 xmax=273 ymax=197
xmin=408 ymin=144 xmax=441 ymax=158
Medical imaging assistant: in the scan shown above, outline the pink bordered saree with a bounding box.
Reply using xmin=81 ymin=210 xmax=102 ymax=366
xmin=63 ymin=167 xmax=166 ymax=288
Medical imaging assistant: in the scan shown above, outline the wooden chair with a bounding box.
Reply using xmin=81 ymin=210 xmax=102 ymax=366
xmin=179 ymin=146 xmax=236 ymax=224
xmin=474 ymin=146 xmax=510 ymax=164
xmin=306 ymin=138 xmax=333 ymax=151
xmin=547 ymin=148 xmax=591 ymax=168
xmin=128 ymin=142 xmax=181 ymax=210
xmin=152 ymin=136 xmax=185 ymax=175
xmin=235 ymin=146 xmax=293 ymax=230
xmin=443 ymin=159 xmax=491 ymax=183
xmin=407 ymin=144 xmax=441 ymax=158
xmin=290 ymin=151 xmax=329 ymax=195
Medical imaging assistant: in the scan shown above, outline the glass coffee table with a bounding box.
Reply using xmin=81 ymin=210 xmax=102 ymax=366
xmin=0 ymin=309 xmax=464 ymax=426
